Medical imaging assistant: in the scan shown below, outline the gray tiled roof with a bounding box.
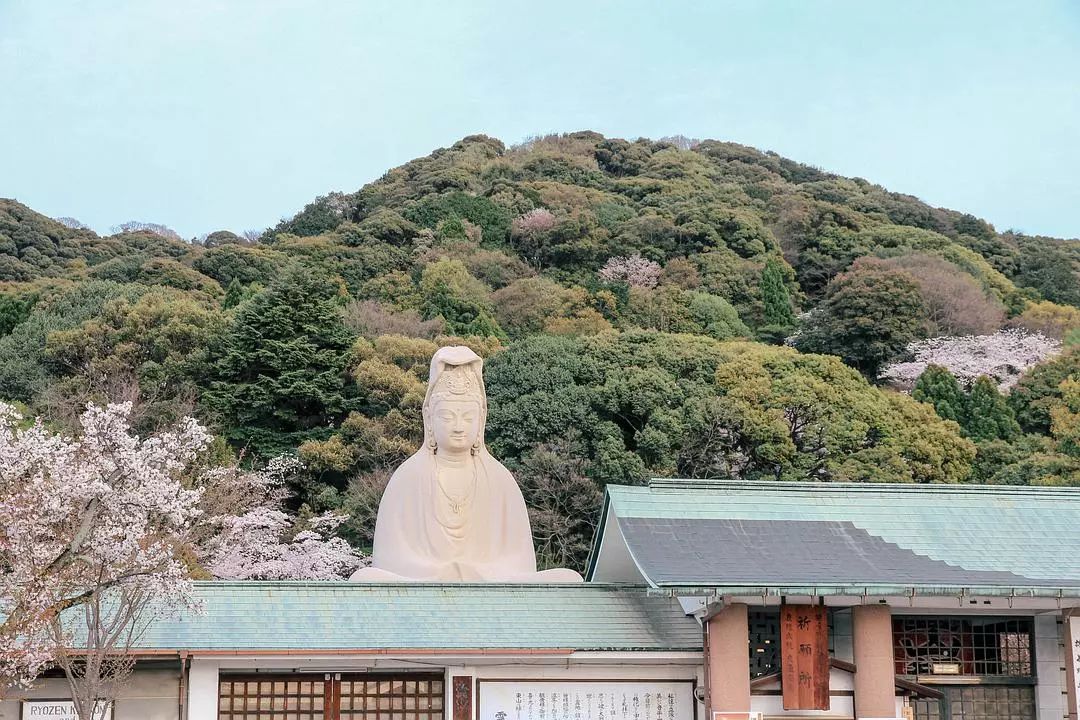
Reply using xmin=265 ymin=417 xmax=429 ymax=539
xmin=588 ymin=480 xmax=1080 ymax=595
xmin=136 ymin=583 xmax=702 ymax=652
xmin=619 ymin=517 xmax=1066 ymax=588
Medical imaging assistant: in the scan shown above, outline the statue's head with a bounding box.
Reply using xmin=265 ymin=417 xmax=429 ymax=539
xmin=423 ymin=346 xmax=487 ymax=455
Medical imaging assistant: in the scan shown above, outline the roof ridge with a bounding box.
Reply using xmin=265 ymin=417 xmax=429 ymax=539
xmin=642 ymin=479 xmax=1080 ymax=498
xmin=190 ymin=581 xmax=656 ymax=589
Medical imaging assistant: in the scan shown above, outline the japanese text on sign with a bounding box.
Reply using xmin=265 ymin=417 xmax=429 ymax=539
xmin=478 ymin=681 xmax=695 ymax=720
xmin=780 ymin=604 xmax=830 ymax=711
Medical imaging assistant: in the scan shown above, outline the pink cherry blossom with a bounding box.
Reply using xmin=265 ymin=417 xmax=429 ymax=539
xmin=598 ymin=254 xmax=663 ymax=289
xmin=1 ymin=404 xmax=365 ymax=695
xmin=202 ymin=458 xmax=362 ymax=581
xmin=879 ymin=329 xmax=1061 ymax=391
xmin=0 ymin=401 xmax=206 ymax=691
xmin=512 ymin=208 xmax=557 ymax=235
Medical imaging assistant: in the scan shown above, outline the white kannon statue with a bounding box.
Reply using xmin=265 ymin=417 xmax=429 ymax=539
xmin=350 ymin=345 xmax=583 ymax=582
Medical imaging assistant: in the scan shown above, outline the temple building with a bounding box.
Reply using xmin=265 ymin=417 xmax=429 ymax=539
xmin=7 ymin=480 xmax=1080 ymax=720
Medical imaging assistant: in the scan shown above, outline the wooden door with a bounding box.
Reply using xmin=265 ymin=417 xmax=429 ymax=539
xmin=218 ymin=672 xmax=446 ymax=720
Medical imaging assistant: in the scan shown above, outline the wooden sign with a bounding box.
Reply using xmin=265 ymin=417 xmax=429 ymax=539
xmin=452 ymin=676 xmax=472 ymax=720
xmin=781 ymin=604 xmax=829 ymax=710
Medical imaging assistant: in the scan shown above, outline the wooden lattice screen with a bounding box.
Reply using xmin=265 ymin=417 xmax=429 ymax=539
xmin=218 ymin=673 xmax=446 ymax=720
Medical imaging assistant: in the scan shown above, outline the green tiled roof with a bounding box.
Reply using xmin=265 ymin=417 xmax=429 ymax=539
xmin=589 ymin=480 xmax=1080 ymax=596
xmin=135 ymin=582 xmax=701 ymax=652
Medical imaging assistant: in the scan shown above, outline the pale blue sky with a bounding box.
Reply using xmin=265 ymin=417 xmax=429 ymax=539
xmin=1 ymin=0 xmax=1078 ymax=239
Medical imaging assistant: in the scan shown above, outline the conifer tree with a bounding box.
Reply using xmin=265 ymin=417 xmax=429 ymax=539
xmin=756 ymin=259 xmax=796 ymax=344
xmin=760 ymin=258 xmax=795 ymax=327
xmin=913 ymin=365 xmax=966 ymax=423
xmin=963 ymin=376 xmax=1021 ymax=442
xmin=203 ymin=266 xmax=358 ymax=457
xmin=222 ymin=277 xmax=244 ymax=309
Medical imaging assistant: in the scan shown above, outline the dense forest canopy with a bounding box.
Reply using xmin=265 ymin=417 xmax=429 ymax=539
xmin=2 ymin=131 xmax=1079 ymax=571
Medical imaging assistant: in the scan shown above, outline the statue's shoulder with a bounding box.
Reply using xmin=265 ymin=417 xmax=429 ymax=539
xmin=479 ymin=452 xmax=521 ymax=487
xmin=482 ymin=453 xmax=513 ymax=477
xmin=385 ymin=452 xmax=430 ymax=489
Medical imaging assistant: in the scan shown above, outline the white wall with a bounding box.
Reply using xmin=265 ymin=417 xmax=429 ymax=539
xmin=1034 ymin=614 xmax=1067 ymax=720
xmin=0 ymin=670 xmax=179 ymax=720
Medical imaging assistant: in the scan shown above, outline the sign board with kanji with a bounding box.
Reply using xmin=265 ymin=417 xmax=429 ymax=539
xmin=476 ymin=680 xmax=696 ymax=720
xmin=780 ymin=604 xmax=830 ymax=711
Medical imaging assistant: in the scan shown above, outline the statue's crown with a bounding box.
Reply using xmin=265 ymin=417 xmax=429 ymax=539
xmin=430 ymin=364 xmax=480 ymax=400
xmin=426 ymin=345 xmax=485 ymax=406
xmin=439 ymin=366 xmax=473 ymax=395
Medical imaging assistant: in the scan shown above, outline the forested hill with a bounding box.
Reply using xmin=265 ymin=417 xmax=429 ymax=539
xmin=2 ymin=131 xmax=1079 ymax=571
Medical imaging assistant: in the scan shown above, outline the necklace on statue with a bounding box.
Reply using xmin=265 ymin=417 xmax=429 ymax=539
xmin=435 ymin=458 xmax=477 ymax=515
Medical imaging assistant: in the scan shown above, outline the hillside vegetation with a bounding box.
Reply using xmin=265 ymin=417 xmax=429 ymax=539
xmin=3 ymin=132 xmax=1079 ymax=571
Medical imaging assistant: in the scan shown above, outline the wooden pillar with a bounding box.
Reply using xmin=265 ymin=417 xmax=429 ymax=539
xmin=707 ymin=602 xmax=751 ymax=715
xmin=852 ymin=605 xmax=897 ymax=720
xmin=186 ymin=659 xmax=220 ymax=720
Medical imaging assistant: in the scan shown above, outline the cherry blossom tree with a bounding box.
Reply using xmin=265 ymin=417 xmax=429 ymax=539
xmin=598 ymin=254 xmax=662 ymax=289
xmin=0 ymin=401 xmax=207 ymax=699
xmin=1 ymin=403 xmax=365 ymax=701
xmin=879 ymin=329 xmax=1061 ymax=391
xmin=511 ymin=208 xmax=557 ymax=235
xmin=200 ymin=457 xmax=363 ymax=581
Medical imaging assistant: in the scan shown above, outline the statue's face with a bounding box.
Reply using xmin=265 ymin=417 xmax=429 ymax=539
xmin=431 ymin=398 xmax=482 ymax=453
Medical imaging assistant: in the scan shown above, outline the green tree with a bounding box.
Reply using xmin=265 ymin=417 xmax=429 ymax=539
xmin=483 ymin=331 xmax=974 ymax=487
xmin=0 ymin=292 xmax=35 ymax=336
xmin=1009 ymin=350 xmax=1080 ymax=434
xmin=1012 ymin=242 xmax=1080 ymax=307
xmin=418 ymin=258 xmax=504 ymax=338
xmin=42 ymin=288 xmax=225 ymax=431
xmin=796 ymin=258 xmax=927 ymax=376
xmin=760 ymin=258 xmax=795 ymax=327
xmin=963 ymin=376 xmax=1020 ymax=442
xmin=913 ymin=365 xmax=966 ymax=423
xmin=1049 ymin=377 xmax=1080 ymax=458
xmin=0 ymin=281 xmax=143 ymax=404
xmin=203 ymin=266 xmax=358 ymax=457
xmin=222 ymin=278 xmax=245 ymax=309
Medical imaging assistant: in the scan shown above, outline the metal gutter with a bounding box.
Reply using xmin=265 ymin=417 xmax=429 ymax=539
xmin=646 ymin=584 xmax=1080 ymax=598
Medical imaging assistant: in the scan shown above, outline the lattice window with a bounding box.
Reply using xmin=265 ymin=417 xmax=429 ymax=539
xmin=218 ymin=676 xmax=327 ymax=719
xmin=912 ymin=686 xmax=1035 ymax=720
xmin=892 ymin=617 xmax=1034 ymax=677
xmin=749 ymin=610 xmax=781 ymax=678
xmin=338 ymin=676 xmax=444 ymax=720
xmin=218 ymin=674 xmax=445 ymax=720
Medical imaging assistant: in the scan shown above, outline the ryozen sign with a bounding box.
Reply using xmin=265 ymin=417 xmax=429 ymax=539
xmin=21 ymin=701 xmax=112 ymax=720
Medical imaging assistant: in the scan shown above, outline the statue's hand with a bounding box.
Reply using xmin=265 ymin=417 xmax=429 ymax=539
xmin=439 ymin=560 xmax=485 ymax=582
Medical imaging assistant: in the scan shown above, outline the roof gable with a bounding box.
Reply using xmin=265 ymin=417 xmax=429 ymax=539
xmin=587 ymin=480 xmax=1080 ymax=596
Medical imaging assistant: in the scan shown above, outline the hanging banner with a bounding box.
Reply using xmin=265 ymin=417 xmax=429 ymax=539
xmin=781 ymin=604 xmax=830 ymax=710
xmin=477 ymin=680 xmax=697 ymax=720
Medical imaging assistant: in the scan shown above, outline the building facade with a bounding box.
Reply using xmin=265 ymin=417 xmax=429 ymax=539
xmin=4 ymin=481 xmax=1080 ymax=720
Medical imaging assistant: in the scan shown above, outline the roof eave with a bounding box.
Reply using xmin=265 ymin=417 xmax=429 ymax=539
xmin=583 ymin=490 xmax=613 ymax=582
xmin=645 ymin=583 xmax=1080 ymax=598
